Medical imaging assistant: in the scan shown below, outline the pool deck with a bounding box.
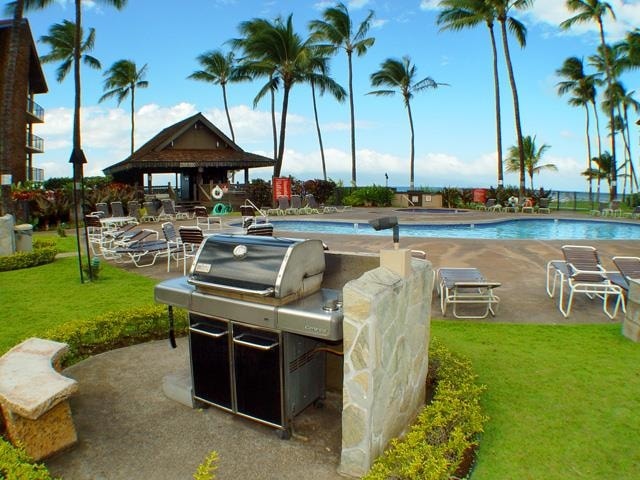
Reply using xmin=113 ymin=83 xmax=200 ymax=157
xmin=44 ymin=207 xmax=639 ymax=479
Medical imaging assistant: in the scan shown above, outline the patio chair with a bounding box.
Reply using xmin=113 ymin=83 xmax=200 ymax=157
xmin=602 ymin=200 xmax=622 ymax=217
xmin=286 ymin=195 xmax=302 ymax=215
xmin=161 ymin=222 xmax=184 ymax=272
xmin=84 ymin=214 xmax=104 ymax=256
xmin=95 ymin=202 xmax=109 ymax=218
xmin=478 ymin=198 xmax=496 ymax=211
xmin=435 ymin=267 xmax=501 ymax=318
xmin=589 ymin=202 xmax=608 ymax=216
xmin=303 ymin=194 xmax=322 ymax=214
xmin=536 ymin=197 xmax=551 ymax=214
xmin=194 ymin=206 xmax=223 ymax=230
xmin=127 ymin=200 xmax=141 ymax=220
xmin=109 ymin=239 xmax=173 ymax=268
xmin=160 ymin=199 xmax=188 ymax=221
xmin=140 ymin=202 xmax=159 ymax=223
xmin=520 ymin=198 xmax=535 ymax=214
xmin=178 ymin=226 xmax=204 ymax=275
xmin=622 ymin=205 xmax=640 ymax=219
xmin=110 ymin=201 xmax=125 ymax=217
xmin=610 ymin=256 xmax=640 ymax=293
xmin=548 ymin=245 xmax=624 ymax=319
xmin=246 ymin=223 xmax=274 ymax=236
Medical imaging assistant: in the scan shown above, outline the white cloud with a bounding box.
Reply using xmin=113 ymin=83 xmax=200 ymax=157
xmin=371 ymin=18 xmax=388 ymax=29
xmin=348 ymin=0 xmax=371 ymax=9
xmin=419 ymin=0 xmax=439 ymax=11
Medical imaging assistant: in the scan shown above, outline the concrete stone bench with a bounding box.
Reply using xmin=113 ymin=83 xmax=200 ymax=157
xmin=0 ymin=338 xmax=78 ymax=460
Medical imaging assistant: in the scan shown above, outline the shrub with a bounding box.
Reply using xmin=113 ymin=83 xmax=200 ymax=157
xmin=0 ymin=438 xmax=56 ymax=480
xmin=440 ymin=187 xmax=461 ymax=208
xmin=344 ymin=185 xmax=394 ymax=207
xmin=0 ymin=240 xmax=58 ymax=272
xmin=302 ymin=179 xmax=336 ymax=205
xmin=246 ymin=179 xmax=273 ymax=208
xmin=364 ymin=339 xmax=487 ymax=480
xmin=45 ymin=304 xmax=188 ymax=366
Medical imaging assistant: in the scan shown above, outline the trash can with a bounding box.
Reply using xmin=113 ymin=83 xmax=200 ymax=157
xmin=14 ymin=224 xmax=33 ymax=252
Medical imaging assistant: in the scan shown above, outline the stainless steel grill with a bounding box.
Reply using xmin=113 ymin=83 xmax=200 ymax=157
xmin=155 ymin=234 xmax=343 ymax=437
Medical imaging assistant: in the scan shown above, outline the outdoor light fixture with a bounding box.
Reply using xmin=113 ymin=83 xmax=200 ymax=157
xmin=369 ymin=216 xmax=399 ymax=248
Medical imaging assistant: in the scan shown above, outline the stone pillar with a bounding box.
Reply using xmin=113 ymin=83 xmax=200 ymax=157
xmin=339 ymin=258 xmax=432 ymax=477
xmin=622 ymin=280 xmax=640 ymax=342
xmin=0 ymin=214 xmax=16 ymax=256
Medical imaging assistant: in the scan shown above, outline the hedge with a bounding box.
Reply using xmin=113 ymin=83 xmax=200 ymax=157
xmin=45 ymin=304 xmax=188 ymax=367
xmin=0 ymin=239 xmax=58 ymax=272
xmin=364 ymin=339 xmax=487 ymax=480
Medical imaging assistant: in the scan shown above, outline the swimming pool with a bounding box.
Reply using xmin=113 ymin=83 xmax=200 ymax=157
xmin=269 ymin=218 xmax=640 ymax=240
xmin=395 ymin=208 xmax=468 ymax=214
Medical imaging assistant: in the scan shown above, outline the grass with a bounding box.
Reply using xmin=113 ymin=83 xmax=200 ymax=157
xmin=432 ymin=320 xmax=640 ymax=480
xmin=0 ymin=235 xmax=157 ymax=354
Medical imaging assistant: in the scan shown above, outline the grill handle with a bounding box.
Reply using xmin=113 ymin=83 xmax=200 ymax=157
xmin=188 ymin=278 xmax=275 ymax=297
xmin=233 ymin=334 xmax=279 ymax=351
xmin=189 ymin=324 xmax=228 ymax=339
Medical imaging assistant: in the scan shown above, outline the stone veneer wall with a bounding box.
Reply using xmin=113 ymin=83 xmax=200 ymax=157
xmin=622 ymin=280 xmax=640 ymax=342
xmin=338 ymin=258 xmax=433 ymax=477
xmin=0 ymin=214 xmax=16 ymax=256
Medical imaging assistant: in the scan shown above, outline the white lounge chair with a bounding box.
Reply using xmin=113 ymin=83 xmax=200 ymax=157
xmin=435 ymin=267 xmax=501 ymax=319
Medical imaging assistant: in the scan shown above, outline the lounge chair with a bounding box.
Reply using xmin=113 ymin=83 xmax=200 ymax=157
xmin=160 ymin=199 xmax=189 ymax=221
xmin=602 ymin=200 xmax=622 ymax=217
xmin=110 ymin=239 xmax=173 ymax=268
xmin=95 ymin=202 xmax=109 ymax=218
xmin=536 ymin=197 xmax=551 ymax=214
xmin=194 ymin=206 xmax=223 ymax=230
xmin=111 ymin=201 xmax=125 ymax=217
xmin=240 ymin=205 xmax=268 ymax=228
xmin=140 ymin=202 xmax=159 ymax=223
xmin=127 ymin=200 xmax=141 ymax=220
xmin=622 ymin=206 xmax=640 ymax=219
xmin=589 ymin=202 xmax=608 ymax=216
xmin=547 ymin=245 xmax=624 ymax=319
xmin=435 ymin=267 xmax=501 ymax=318
xmin=610 ymin=256 xmax=640 ymax=293
xmin=84 ymin=214 xmax=105 ymax=256
xmin=178 ymin=226 xmax=204 ymax=275
xmin=161 ymin=222 xmax=183 ymax=272
xmin=286 ymin=195 xmax=302 ymax=215
xmin=247 ymin=223 xmax=274 ymax=236
xmin=520 ymin=198 xmax=534 ymax=214
xmin=303 ymin=194 xmax=322 ymax=214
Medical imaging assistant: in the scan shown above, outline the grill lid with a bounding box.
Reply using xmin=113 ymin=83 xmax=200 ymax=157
xmin=188 ymin=234 xmax=325 ymax=300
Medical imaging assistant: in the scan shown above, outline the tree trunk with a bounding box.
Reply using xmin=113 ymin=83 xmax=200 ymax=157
xmin=130 ymin=86 xmax=135 ymax=154
xmin=623 ymin=106 xmax=638 ymax=192
xmin=222 ymin=82 xmax=235 ymax=142
xmin=591 ymin=99 xmax=603 ymax=204
xmin=270 ymin=75 xmax=278 ymax=162
xmin=406 ymin=96 xmax=415 ymax=190
xmin=598 ymin=20 xmax=617 ymax=200
xmin=275 ymin=83 xmax=291 ymax=178
xmin=584 ymin=104 xmax=593 ymax=201
xmin=499 ymin=19 xmax=526 ymax=198
xmin=488 ymin=23 xmax=503 ymax=187
xmin=347 ymin=50 xmax=357 ymax=187
xmin=311 ymin=81 xmax=327 ymax=181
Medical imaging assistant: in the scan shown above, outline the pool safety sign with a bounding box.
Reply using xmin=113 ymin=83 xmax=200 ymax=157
xmin=273 ymin=177 xmax=291 ymax=202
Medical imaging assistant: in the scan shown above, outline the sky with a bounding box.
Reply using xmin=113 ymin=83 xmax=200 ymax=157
xmin=12 ymin=0 xmax=640 ymax=192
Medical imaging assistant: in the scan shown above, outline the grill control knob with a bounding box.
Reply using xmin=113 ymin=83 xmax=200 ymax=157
xmin=322 ymin=299 xmax=339 ymax=312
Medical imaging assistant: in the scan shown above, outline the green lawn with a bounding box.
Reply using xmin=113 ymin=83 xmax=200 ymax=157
xmin=432 ymin=320 xmax=640 ymax=480
xmin=0 ymin=253 xmax=157 ymax=354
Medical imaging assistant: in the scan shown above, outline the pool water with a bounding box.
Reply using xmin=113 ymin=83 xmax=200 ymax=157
xmin=270 ymin=219 xmax=640 ymax=240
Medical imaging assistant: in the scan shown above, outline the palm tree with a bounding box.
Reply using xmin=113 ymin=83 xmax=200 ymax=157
xmin=561 ymin=0 xmax=618 ymax=198
xmin=188 ymin=50 xmax=249 ymax=143
xmin=436 ymin=0 xmax=504 ymax=186
xmin=309 ymin=2 xmax=375 ymax=187
xmin=1 ymin=0 xmax=53 ymax=198
xmin=233 ymin=15 xmax=314 ymax=177
xmin=368 ymin=56 xmax=445 ymax=189
xmin=494 ymin=0 xmax=534 ymax=198
xmin=305 ymin=46 xmax=346 ymax=181
xmin=583 ymin=151 xmax=619 ymax=194
xmin=505 ymin=135 xmax=556 ymax=191
xmin=556 ymin=56 xmax=601 ymax=199
xmin=99 ymin=60 xmax=149 ymax=154
xmin=232 ymin=18 xmax=281 ymax=162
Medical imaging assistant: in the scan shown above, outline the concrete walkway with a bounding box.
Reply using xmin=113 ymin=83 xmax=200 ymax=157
xmin=44 ymin=208 xmax=640 ymax=479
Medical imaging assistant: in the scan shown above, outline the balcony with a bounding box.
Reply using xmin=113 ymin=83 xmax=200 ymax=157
xmin=26 ymin=98 xmax=44 ymax=123
xmin=30 ymin=167 xmax=44 ymax=183
xmin=26 ymin=132 xmax=44 ymax=153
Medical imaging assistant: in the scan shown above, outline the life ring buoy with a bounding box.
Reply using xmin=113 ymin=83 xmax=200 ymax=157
xmin=212 ymin=185 xmax=224 ymax=200
xmin=213 ymin=203 xmax=226 ymax=214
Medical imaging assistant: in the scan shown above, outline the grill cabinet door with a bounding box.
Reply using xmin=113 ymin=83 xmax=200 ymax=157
xmin=189 ymin=314 xmax=232 ymax=409
xmin=232 ymin=324 xmax=282 ymax=426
